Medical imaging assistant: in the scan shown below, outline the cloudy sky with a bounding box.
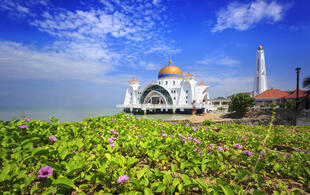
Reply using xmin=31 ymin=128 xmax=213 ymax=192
xmin=0 ymin=0 xmax=309 ymax=107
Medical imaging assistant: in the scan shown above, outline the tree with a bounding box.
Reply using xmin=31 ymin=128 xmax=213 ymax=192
xmin=303 ymin=76 xmax=310 ymax=89
xmin=228 ymin=93 xmax=254 ymax=117
xmin=303 ymin=76 xmax=310 ymax=109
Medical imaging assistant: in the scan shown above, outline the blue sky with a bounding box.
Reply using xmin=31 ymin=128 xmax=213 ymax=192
xmin=0 ymin=0 xmax=309 ymax=107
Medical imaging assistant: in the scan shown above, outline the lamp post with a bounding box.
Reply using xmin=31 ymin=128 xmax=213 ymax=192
xmin=296 ymin=67 xmax=301 ymax=112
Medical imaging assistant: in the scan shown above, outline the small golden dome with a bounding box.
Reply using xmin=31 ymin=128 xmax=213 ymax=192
xmin=158 ymin=60 xmax=183 ymax=79
xmin=258 ymin=45 xmax=263 ymax=50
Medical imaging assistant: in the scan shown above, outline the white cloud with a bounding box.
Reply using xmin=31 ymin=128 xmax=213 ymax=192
xmin=197 ymin=55 xmax=240 ymax=66
xmin=212 ymin=0 xmax=288 ymax=32
xmin=0 ymin=41 xmax=116 ymax=81
xmin=0 ymin=0 xmax=178 ymax=81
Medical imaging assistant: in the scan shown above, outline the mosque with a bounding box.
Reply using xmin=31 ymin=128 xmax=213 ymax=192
xmin=118 ymin=60 xmax=214 ymax=114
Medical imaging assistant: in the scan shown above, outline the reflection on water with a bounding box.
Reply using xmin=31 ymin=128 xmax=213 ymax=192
xmin=0 ymin=107 xmax=191 ymax=122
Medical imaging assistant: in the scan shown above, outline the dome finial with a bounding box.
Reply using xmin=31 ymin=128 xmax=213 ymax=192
xmin=258 ymin=45 xmax=263 ymax=50
xmin=169 ymin=59 xmax=172 ymax=65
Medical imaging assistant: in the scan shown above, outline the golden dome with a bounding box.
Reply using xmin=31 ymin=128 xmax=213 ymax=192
xmin=158 ymin=60 xmax=183 ymax=79
xmin=258 ymin=45 xmax=263 ymax=50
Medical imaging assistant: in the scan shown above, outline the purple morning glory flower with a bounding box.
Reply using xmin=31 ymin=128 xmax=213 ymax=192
xmin=224 ymin=146 xmax=229 ymax=151
xmin=108 ymin=137 xmax=116 ymax=143
xmin=292 ymin=147 xmax=302 ymax=152
xmin=193 ymin=139 xmax=201 ymax=144
xmin=260 ymin=152 xmax=266 ymax=156
xmin=24 ymin=117 xmax=30 ymax=122
xmin=217 ymin=146 xmax=223 ymax=151
xmin=205 ymin=127 xmax=209 ymax=130
xmin=19 ymin=125 xmax=28 ymax=130
xmin=243 ymin=150 xmax=253 ymax=156
xmin=159 ymin=124 xmax=162 ymax=127
xmin=162 ymin=134 xmax=168 ymax=137
xmin=209 ymin=144 xmax=214 ymax=148
xmin=192 ymin=127 xmax=197 ymax=131
xmin=161 ymin=130 xmax=165 ymax=133
xmin=132 ymin=125 xmax=136 ymax=128
xmin=110 ymin=143 xmax=116 ymax=149
xmin=182 ymin=138 xmax=187 ymax=143
xmin=178 ymin=134 xmax=183 ymax=138
xmin=138 ymin=135 xmax=142 ymax=139
xmin=199 ymin=151 xmax=203 ymax=155
xmin=117 ymin=175 xmax=129 ymax=183
xmin=284 ymin=154 xmax=291 ymax=158
xmin=126 ymin=117 xmax=130 ymax=119
xmin=112 ymin=120 xmax=115 ymax=122
xmin=114 ymin=131 xmax=119 ymax=135
xmin=72 ymin=150 xmax=76 ymax=154
xmin=49 ymin=136 xmax=57 ymax=142
xmin=206 ymin=149 xmax=212 ymax=153
xmin=110 ymin=129 xmax=115 ymax=132
xmin=152 ymin=123 xmax=155 ymax=126
xmin=234 ymin=144 xmax=242 ymax=149
xmin=186 ymin=124 xmax=189 ymax=127
xmin=188 ymin=137 xmax=193 ymax=141
xmin=38 ymin=166 xmax=53 ymax=178
xmin=242 ymin=136 xmax=246 ymax=139
xmin=195 ymin=148 xmax=200 ymax=152
xmin=98 ymin=133 xmax=103 ymax=136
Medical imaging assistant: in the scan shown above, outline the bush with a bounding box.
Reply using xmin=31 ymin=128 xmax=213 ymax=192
xmin=203 ymin=119 xmax=213 ymax=125
xmin=228 ymin=93 xmax=255 ymax=117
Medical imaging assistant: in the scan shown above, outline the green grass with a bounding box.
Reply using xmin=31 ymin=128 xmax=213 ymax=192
xmin=0 ymin=112 xmax=309 ymax=194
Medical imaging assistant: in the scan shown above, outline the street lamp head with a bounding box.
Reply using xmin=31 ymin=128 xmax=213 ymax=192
xmin=296 ymin=67 xmax=301 ymax=73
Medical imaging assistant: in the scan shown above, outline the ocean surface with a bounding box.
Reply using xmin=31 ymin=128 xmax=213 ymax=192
xmin=0 ymin=107 xmax=190 ymax=122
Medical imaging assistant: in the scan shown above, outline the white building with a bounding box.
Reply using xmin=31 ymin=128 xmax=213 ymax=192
xmin=253 ymin=45 xmax=268 ymax=96
xmin=118 ymin=60 xmax=213 ymax=114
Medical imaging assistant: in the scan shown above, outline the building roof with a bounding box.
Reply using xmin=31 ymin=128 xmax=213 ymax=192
xmin=254 ymin=89 xmax=289 ymax=99
xmin=129 ymin=77 xmax=138 ymax=82
xmin=184 ymin=72 xmax=193 ymax=77
xmin=282 ymin=89 xmax=307 ymax=99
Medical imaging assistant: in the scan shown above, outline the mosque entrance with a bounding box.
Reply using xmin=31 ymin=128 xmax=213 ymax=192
xmin=144 ymin=91 xmax=167 ymax=105
xmin=140 ymin=84 xmax=173 ymax=105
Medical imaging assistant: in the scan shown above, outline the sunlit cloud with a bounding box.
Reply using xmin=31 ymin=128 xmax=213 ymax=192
xmin=212 ymin=0 xmax=289 ymax=32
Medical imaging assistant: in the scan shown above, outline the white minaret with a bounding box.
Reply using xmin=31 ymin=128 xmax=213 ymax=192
xmin=253 ymin=45 xmax=267 ymax=96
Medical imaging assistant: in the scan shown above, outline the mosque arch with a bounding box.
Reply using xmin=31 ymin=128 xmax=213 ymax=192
xmin=139 ymin=85 xmax=173 ymax=104
xmin=182 ymin=81 xmax=192 ymax=104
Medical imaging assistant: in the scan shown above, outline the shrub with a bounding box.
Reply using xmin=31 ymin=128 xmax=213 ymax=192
xmin=228 ymin=93 xmax=255 ymax=117
xmin=203 ymin=119 xmax=213 ymax=125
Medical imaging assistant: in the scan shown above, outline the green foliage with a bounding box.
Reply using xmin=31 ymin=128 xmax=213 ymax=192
xmin=203 ymin=119 xmax=213 ymax=126
xmin=285 ymin=99 xmax=296 ymax=110
xmin=0 ymin=113 xmax=309 ymax=194
xmin=228 ymin=93 xmax=255 ymax=117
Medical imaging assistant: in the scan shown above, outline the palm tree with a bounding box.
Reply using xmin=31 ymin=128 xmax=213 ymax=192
xmin=303 ymin=76 xmax=310 ymax=109
xmin=303 ymin=76 xmax=310 ymax=89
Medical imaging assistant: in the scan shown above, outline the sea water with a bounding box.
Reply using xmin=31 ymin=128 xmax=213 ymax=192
xmin=0 ymin=107 xmax=190 ymax=122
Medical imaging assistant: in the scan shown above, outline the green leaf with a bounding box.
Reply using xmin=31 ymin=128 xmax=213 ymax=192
xmin=130 ymin=179 xmax=140 ymax=189
xmin=220 ymin=185 xmax=234 ymax=195
xmin=137 ymin=168 xmax=147 ymax=180
xmin=53 ymin=176 xmax=76 ymax=189
xmin=273 ymin=163 xmax=280 ymax=172
xmin=195 ymin=178 xmax=208 ymax=190
xmin=42 ymin=186 xmax=57 ymax=195
xmin=181 ymin=174 xmax=191 ymax=186
xmin=105 ymin=153 xmax=111 ymax=161
xmin=172 ymin=178 xmax=180 ymax=187
xmin=155 ymin=183 xmax=166 ymax=193
xmin=0 ymin=164 xmax=11 ymax=182
xmin=144 ymin=188 xmax=153 ymax=195
xmin=171 ymin=163 xmax=177 ymax=172
xmin=59 ymin=147 xmax=68 ymax=160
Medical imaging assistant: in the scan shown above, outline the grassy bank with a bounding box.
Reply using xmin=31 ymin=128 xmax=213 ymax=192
xmin=0 ymin=112 xmax=309 ymax=194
